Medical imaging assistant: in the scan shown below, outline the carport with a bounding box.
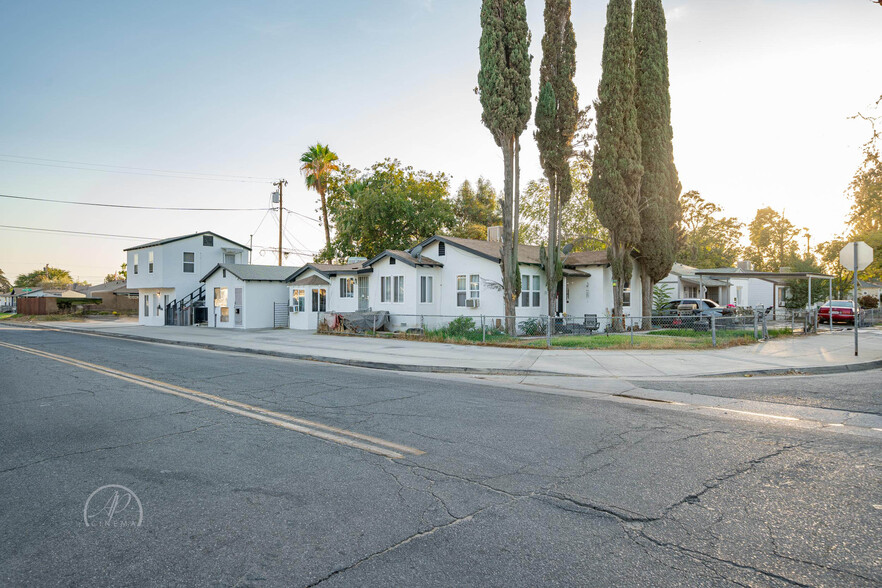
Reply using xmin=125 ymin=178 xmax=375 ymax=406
xmin=695 ymin=269 xmax=835 ymax=329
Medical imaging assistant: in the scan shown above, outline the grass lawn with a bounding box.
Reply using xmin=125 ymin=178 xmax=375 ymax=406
xmin=0 ymin=313 xmax=87 ymax=322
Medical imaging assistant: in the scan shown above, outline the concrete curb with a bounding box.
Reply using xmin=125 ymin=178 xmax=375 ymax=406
xmin=705 ymin=360 xmax=882 ymax=378
xmin=2 ymin=323 xmax=567 ymax=377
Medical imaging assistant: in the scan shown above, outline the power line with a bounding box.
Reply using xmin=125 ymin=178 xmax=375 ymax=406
xmin=0 ymin=193 xmax=272 ymax=212
xmin=0 ymin=157 xmax=272 ymax=184
xmin=0 ymin=224 xmax=158 ymax=241
xmin=0 ymin=153 xmax=275 ymax=181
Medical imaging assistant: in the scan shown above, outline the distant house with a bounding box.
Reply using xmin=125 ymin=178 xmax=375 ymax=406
xmin=200 ymin=263 xmax=299 ymax=329
xmin=657 ymin=263 xmax=733 ymax=305
xmin=125 ymin=231 xmax=250 ymax=326
xmin=287 ymin=235 xmax=643 ymax=331
xmin=856 ymin=279 xmax=882 ymax=303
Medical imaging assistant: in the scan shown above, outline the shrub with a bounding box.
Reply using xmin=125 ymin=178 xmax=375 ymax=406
xmin=858 ymin=294 xmax=879 ymax=309
xmin=445 ymin=316 xmax=476 ymax=337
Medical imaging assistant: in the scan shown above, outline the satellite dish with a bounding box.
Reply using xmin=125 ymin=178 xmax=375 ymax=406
xmin=562 ymin=243 xmax=574 ymax=256
xmin=411 ymin=244 xmax=423 ymax=260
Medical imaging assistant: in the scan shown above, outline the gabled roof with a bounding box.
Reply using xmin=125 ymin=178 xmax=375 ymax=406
xmin=200 ymin=263 xmax=300 ymax=283
xmin=124 ymin=231 xmax=251 ymax=252
xmin=412 ymin=235 xmax=609 ymax=268
xmin=290 ymin=275 xmax=330 ymax=287
xmin=857 ymin=279 xmax=882 ymax=289
xmin=287 ymin=261 xmax=371 ymax=282
xmin=365 ymin=249 xmax=443 ymax=268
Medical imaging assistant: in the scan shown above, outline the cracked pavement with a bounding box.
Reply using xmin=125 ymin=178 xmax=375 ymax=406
xmin=1 ymin=327 xmax=880 ymax=586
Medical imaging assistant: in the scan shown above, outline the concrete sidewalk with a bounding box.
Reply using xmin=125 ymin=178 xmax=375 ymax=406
xmin=6 ymin=318 xmax=882 ymax=378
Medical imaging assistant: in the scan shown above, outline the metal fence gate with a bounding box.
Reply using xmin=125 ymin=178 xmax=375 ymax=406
xmin=273 ymin=302 xmax=289 ymax=328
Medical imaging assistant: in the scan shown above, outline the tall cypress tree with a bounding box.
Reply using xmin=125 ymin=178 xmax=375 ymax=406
xmin=635 ymin=0 xmax=681 ymax=321
xmin=588 ymin=0 xmax=643 ymax=319
xmin=478 ymin=0 xmax=532 ymax=333
xmin=535 ymin=0 xmax=579 ymax=317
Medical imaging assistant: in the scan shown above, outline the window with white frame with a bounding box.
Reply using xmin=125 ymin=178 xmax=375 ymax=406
xmin=292 ymin=289 xmax=305 ymax=312
xmin=456 ymin=274 xmax=480 ymax=306
xmin=394 ymin=276 xmax=404 ymax=303
xmin=339 ymin=277 xmax=355 ymax=298
xmin=224 ymin=252 xmax=236 ymax=264
xmin=420 ymin=276 xmax=433 ymax=303
xmin=183 ymin=252 xmax=195 ymax=273
xmin=133 ymin=254 xmax=139 ymax=275
xmin=148 ymin=251 xmax=154 ymax=273
xmin=622 ymin=279 xmax=631 ymax=306
xmin=520 ymin=274 xmax=540 ymax=307
xmin=380 ymin=276 xmax=403 ymax=303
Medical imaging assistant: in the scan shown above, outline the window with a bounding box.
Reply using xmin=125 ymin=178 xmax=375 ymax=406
xmin=394 ymin=276 xmax=404 ymax=303
xmin=133 ymin=254 xmax=139 ymax=275
xmin=389 ymin=257 xmax=396 ymax=265
xmin=148 ymin=251 xmax=154 ymax=273
xmin=469 ymin=274 xmax=480 ymax=301
xmin=203 ymin=235 xmax=214 ymax=247
xmin=143 ymin=294 xmax=149 ymax=316
xmin=380 ymin=276 xmax=403 ymax=303
xmin=438 ymin=242 xmax=446 ymax=256
xmin=521 ymin=275 xmax=540 ymax=307
xmin=220 ymin=307 xmax=229 ymax=322
xmin=456 ymin=275 xmax=467 ymax=306
xmin=183 ymin=252 xmax=195 ymax=273
xmin=214 ymin=287 xmax=227 ymax=307
xmin=381 ymin=276 xmax=391 ymax=303
xmin=292 ymin=289 xmax=305 ymax=312
xmin=622 ymin=280 xmax=631 ymax=306
xmin=420 ymin=276 xmax=433 ymax=303
xmin=224 ymin=252 xmax=236 ymax=264
xmin=339 ymin=277 xmax=355 ymax=298
xmin=312 ymin=288 xmax=327 ymax=312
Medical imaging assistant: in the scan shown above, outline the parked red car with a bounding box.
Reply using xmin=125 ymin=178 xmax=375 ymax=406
xmin=818 ymin=301 xmax=861 ymax=325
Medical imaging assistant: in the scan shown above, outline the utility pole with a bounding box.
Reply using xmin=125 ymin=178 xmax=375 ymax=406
xmin=273 ymin=179 xmax=287 ymax=266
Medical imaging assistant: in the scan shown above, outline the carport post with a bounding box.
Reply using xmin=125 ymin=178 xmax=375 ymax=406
xmin=808 ymin=276 xmax=812 ymax=333
xmin=829 ymin=278 xmax=833 ymax=332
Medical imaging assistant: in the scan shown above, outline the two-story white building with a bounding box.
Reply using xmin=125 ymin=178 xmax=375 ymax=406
xmin=287 ymin=235 xmax=642 ymax=331
xmin=125 ymin=231 xmax=250 ymax=326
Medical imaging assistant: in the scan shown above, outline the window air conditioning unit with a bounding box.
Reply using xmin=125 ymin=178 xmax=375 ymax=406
xmin=466 ymin=298 xmax=480 ymax=308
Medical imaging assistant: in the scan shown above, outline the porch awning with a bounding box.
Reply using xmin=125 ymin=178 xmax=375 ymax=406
xmin=290 ymin=275 xmax=330 ymax=286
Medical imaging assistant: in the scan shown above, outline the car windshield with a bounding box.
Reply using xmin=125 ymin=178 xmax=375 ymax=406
xmin=821 ymin=301 xmax=854 ymax=308
xmin=702 ymin=300 xmax=720 ymax=308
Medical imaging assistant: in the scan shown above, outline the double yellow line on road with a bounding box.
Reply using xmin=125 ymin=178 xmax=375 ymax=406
xmin=0 ymin=340 xmax=423 ymax=459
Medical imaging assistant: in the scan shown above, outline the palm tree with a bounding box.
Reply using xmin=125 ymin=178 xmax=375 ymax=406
xmin=300 ymin=143 xmax=340 ymax=249
xmin=0 ymin=268 xmax=11 ymax=291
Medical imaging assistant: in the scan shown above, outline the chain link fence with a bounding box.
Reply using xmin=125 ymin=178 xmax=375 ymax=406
xmin=314 ymin=309 xmax=827 ymax=347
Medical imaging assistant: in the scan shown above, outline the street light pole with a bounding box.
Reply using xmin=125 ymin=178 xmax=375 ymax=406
xmin=853 ymin=242 xmax=859 ymax=356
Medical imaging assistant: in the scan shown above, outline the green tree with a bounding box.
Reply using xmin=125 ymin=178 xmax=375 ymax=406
xmin=300 ymin=143 xmax=340 ymax=251
xmin=520 ymin=161 xmax=607 ymax=249
xmin=325 ymin=159 xmax=454 ymax=260
xmin=746 ymin=207 xmax=803 ymax=272
xmin=0 ymin=268 xmax=10 ymax=291
xmin=450 ymin=178 xmax=502 ymax=240
xmin=478 ymin=0 xmax=532 ymax=333
xmin=634 ymin=0 xmax=681 ymax=321
xmin=847 ymin=95 xmax=882 ymax=281
xmin=588 ymin=0 xmax=644 ymax=318
xmin=104 ymin=263 xmax=127 ymax=283
xmin=816 ymin=237 xmax=851 ymax=298
xmin=678 ymin=191 xmax=743 ymax=269
xmin=15 ymin=266 xmax=74 ymax=289
xmin=782 ymin=257 xmax=827 ymax=310
xmin=534 ymin=0 xmax=579 ymax=316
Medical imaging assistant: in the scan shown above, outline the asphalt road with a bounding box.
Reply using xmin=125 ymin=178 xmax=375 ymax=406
xmin=1 ymin=326 xmax=880 ymax=587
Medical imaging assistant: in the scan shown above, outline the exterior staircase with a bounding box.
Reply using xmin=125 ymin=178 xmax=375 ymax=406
xmin=165 ymin=285 xmax=206 ymax=326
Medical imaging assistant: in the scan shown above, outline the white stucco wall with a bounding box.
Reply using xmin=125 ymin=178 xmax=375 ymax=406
xmin=204 ymin=271 xmax=289 ymax=329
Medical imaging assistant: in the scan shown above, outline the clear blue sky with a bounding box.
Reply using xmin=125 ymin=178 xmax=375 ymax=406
xmin=1 ymin=0 xmax=880 ymax=282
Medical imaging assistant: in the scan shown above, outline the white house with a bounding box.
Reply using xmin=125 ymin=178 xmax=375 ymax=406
xmin=657 ymin=263 xmax=732 ymax=305
xmin=856 ymin=279 xmax=882 ymax=304
xmin=287 ymin=235 xmax=643 ymax=331
xmin=125 ymin=231 xmax=250 ymax=326
xmin=200 ymin=263 xmax=299 ymax=329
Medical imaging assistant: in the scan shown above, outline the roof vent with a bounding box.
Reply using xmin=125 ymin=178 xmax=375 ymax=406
xmin=487 ymin=226 xmax=503 ymax=242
